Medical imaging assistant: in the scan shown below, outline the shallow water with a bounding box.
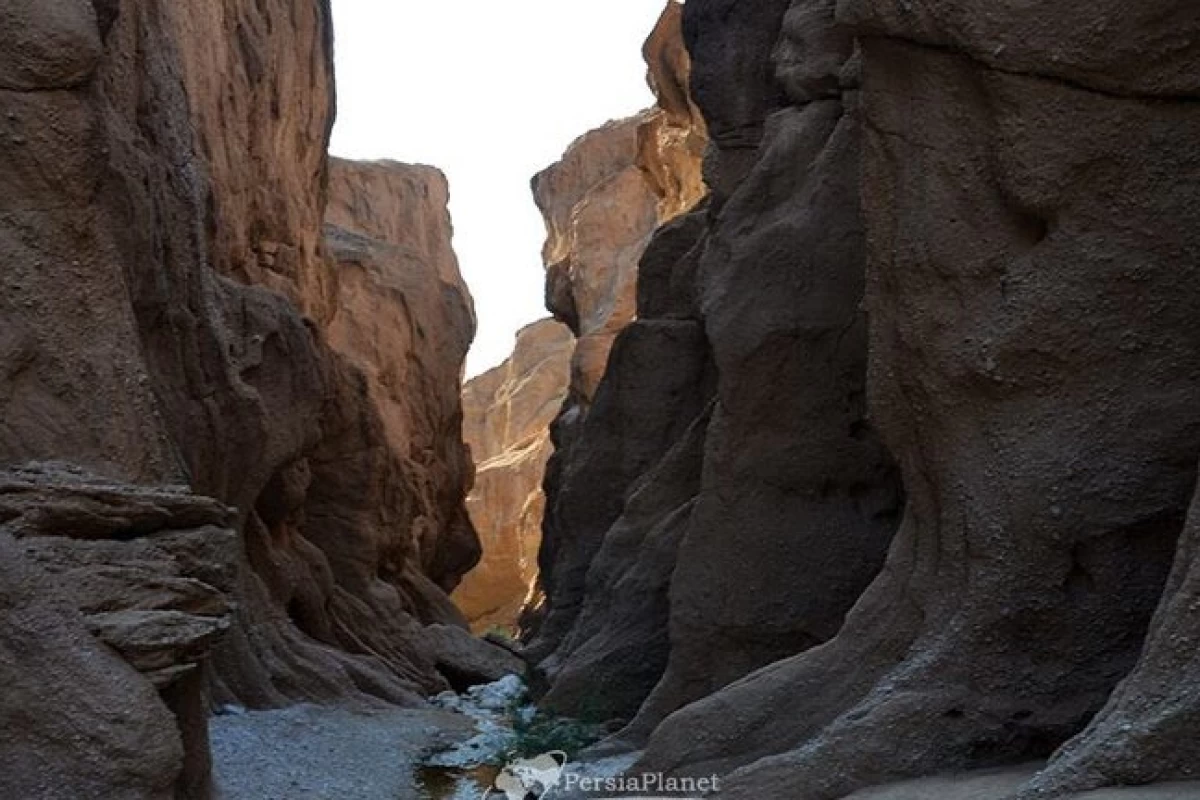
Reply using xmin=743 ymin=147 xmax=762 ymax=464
xmin=412 ymin=676 xmax=632 ymax=800
xmin=414 ymin=764 xmax=498 ymax=799
xmin=414 ymin=676 xmax=525 ymax=799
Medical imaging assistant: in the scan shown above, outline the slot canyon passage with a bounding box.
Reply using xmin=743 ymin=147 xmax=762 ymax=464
xmin=3 ymin=0 xmax=1200 ymax=799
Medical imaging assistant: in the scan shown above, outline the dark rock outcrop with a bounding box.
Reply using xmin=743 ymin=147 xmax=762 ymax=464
xmin=624 ymin=2 xmax=1200 ymax=799
xmin=523 ymin=3 xmax=714 ymax=722
xmin=524 ymin=1 xmax=1200 ymax=797
xmin=527 ymin=0 xmax=902 ymax=733
xmin=0 ymin=466 xmax=236 ymax=799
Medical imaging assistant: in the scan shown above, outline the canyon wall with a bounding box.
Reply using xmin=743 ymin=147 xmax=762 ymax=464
xmin=0 ymin=1 xmax=498 ymax=797
xmin=524 ymin=3 xmax=712 ymax=697
xmin=518 ymin=3 xmax=710 ymax=681
xmin=456 ymin=319 xmax=573 ymax=631
xmin=460 ymin=2 xmax=707 ymax=636
xmin=530 ymin=0 xmax=1200 ymax=798
xmin=527 ymin=0 xmax=903 ymax=732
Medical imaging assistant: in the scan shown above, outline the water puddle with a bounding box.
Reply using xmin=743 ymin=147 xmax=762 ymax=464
xmin=414 ymin=763 xmax=497 ymax=799
xmin=414 ymin=675 xmax=527 ymax=799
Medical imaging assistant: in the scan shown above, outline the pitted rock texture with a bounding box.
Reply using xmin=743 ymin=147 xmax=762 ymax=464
xmin=165 ymin=0 xmax=338 ymax=321
xmin=530 ymin=0 xmax=1200 ymax=794
xmin=1015 ymin=469 xmax=1200 ymax=797
xmin=455 ymin=319 xmax=573 ymax=631
xmin=624 ymin=2 xmax=1200 ymax=799
xmin=527 ymin=0 xmax=900 ymax=735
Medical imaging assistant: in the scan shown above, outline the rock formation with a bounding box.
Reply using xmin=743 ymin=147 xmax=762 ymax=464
xmin=527 ymin=0 xmax=902 ymax=733
xmin=323 ymin=157 xmax=480 ymax=612
xmin=7 ymin=0 xmax=1200 ymax=797
xmin=535 ymin=2 xmax=706 ymax=409
xmin=0 ymin=1 xmax=509 ymax=796
xmin=525 ymin=0 xmax=1200 ymax=798
xmin=0 ymin=466 xmax=237 ymax=799
xmin=456 ymin=319 xmax=573 ymax=631
xmin=534 ymin=114 xmax=662 ymax=406
xmin=521 ymin=3 xmax=723 ymax=724
xmin=469 ymin=8 xmax=707 ymax=641
xmin=524 ymin=1 xmax=1200 ymax=798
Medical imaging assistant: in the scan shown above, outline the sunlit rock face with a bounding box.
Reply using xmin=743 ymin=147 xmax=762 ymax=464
xmin=455 ymin=319 xmax=574 ymax=632
xmin=534 ymin=2 xmax=707 ymax=408
xmin=323 ymin=158 xmax=480 ymax=603
xmin=0 ymin=1 xmax=493 ymax=796
xmin=455 ymin=2 xmax=708 ymax=671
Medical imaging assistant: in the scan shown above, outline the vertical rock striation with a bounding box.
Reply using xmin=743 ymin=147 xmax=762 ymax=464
xmin=526 ymin=0 xmax=903 ymax=733
xmin=525 ymin=2 xmax=711 ymax=709
xmin=214 ymin=157 xmax=485 ymax=711
xmin=626 ymin=2 xmax=1200 ymax=799
xmin=324 ymin=158 xmax=479 ymax=605
xmin=529 ymin=2 xmax=1200 ymax=797
xmin=456 ymin=319 xmax=573 ymax=632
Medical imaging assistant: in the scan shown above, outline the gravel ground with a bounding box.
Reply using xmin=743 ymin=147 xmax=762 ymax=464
xmin=210 ymin=704 xmax=476 ymax=800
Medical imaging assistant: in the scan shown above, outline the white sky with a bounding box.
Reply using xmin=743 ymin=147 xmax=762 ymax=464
xmin=330 ymin=1 xmax=665 ymax=377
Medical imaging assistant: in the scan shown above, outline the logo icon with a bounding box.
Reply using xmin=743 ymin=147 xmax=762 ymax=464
xmin=487 ymin=751 xmax=568 ymax=799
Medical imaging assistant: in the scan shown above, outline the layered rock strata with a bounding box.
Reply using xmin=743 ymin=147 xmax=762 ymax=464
xmin=0 ymin=466 xmax=236 ymax=799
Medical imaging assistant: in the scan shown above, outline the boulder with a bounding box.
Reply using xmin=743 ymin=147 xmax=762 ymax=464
xmin=421 ymin=624 xmax=526 ymax=692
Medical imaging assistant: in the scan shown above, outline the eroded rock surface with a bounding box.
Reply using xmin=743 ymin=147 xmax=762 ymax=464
xmin=526 ymin=1 xmax=1200 ymax=797
xmin=456 ymin=319 xmax=573 ymax=631
xmin=0 ymin=0 xmax=493 ymax=796
xmin=0 ymin=466 xmax=237 ymax=799
xmin=525 ymin=4 xmax=714 ymax=712
xmin=324 ymin=158 xmax=479 ymax=602
xmin=528 ymin=0 xmax=901 ymax=735
xmin=625 ymin=2 xmax=1200 ymax=799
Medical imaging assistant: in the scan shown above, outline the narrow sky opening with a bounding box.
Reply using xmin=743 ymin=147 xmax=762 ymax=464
xmin=330 ymin=1 xmax=665 ymax=377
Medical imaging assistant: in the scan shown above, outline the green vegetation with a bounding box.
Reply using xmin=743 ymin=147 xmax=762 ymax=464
xmin=503 ymin=711 xmax=604 ymax=761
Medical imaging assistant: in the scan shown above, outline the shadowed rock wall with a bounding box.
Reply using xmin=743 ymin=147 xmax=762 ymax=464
xmin=526 ymin=0 xmax=902 ymax=731
xmin=529 ymin=2 xmax=1200 ymax=799
xmin=618 ymin=2 xmax=1200 ymax=799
